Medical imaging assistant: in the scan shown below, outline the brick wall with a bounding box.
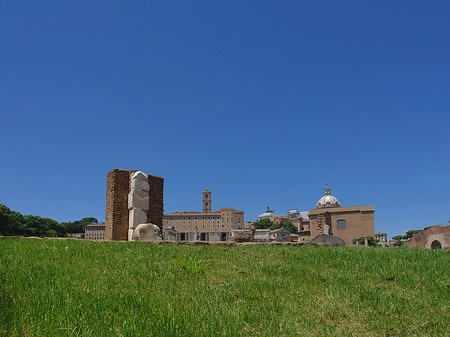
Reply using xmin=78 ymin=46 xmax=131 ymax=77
xmin=105 ymin=168 xmax=164 ymax=241
xmin=105 ymin=169 xmax=131 ymax=241
xmin=147 ymin=174 xmax=164 ymax=229
xmin=408 ymin=225 xmax=450 ymax=250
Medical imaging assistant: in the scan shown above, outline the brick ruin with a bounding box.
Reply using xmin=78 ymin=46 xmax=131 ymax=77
xmin=408 ymin=225 xmax=450 ymax=251
xmin=316 ymin=212 xmax=332 ymax=235
xmin=105 ymin=168 xmax=164 ymax=241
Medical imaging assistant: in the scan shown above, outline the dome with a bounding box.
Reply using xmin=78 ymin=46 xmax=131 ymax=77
xmin=316 ymin=184 xmax=340 ymax=208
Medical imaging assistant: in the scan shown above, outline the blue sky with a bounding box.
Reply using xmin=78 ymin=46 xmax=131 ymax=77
xmin=1 ymin=1 xmax=449 ymax=238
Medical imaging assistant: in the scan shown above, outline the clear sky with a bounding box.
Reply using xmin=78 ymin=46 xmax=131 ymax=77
xmin=1 ymin=1 xmax=449 ymax=238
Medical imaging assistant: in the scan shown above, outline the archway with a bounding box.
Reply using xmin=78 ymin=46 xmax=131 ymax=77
xmin=431 ymin=240 xmax=442 ymax=250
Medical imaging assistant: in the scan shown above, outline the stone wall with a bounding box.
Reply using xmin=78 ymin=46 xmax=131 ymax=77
xmin=105 ymin=168 xmax=164 ymax=241
xmin=408 ymin=225 xmax=450 ymax=250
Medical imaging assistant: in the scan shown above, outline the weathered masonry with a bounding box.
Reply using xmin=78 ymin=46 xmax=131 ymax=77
xmin=105 ymin=168 xmax=164 ymax=241
xmin=408 ymin=225 xmax=450 ymax=250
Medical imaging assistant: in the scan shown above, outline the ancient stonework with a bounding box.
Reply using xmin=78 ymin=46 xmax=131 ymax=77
xmin=408 ymin=225 xmax=450 ymax=251
xmin=132 ymin=223 xmax=162 ymax=242
xmin=128 ymin=171 xmax=150 ymax=240
xmin=105 ymin=168 xmax=164 ymax=241
xmin=230 ymin=226 xmax=255 ymax=243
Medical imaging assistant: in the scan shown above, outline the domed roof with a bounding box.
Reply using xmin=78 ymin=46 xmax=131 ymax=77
xmin=316 ymin=184 xmax=340 ymax=208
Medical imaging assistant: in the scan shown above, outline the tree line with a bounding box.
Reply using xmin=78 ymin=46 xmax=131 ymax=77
xmin=252 ymin=218 xmax=298 ymax=233
xmin=0 ymin=203 xmax=98 ymax=237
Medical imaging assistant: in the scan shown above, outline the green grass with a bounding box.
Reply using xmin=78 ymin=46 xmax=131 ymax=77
xmin=1 ymin=238 xmax=450 ymax=336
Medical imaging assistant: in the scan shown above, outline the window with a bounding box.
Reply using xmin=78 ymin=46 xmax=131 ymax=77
xmin=337 ymin=220 xmax=346 ymax=230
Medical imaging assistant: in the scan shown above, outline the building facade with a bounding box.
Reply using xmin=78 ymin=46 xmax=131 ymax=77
xmin=257 ymin=185 xmax=375 ymax=246
xmin=297 ymin=185 xmax=375 ymax=245
xmin=375 ymin=232 xmax=387 ymax=244
xmin=163 ymin=188 xmax=244 ymax=242
xmin=85 ymin=223 xmax=106 ymax=241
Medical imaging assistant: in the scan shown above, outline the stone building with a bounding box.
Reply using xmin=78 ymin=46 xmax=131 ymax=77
xmin=375 ymin=232 xmax=387 ymax=244
xmin=408 ymin=225 xmax=450 ymax=250
xmin=163 ymin=188 xmax=244 ymax=242
xmin=270 ymin=227 xmax=292 ymax=242
xmin=85 ymin=223 xmax=106 ymax=241
xmin=253 ymin=229 xmax=270 ymax=244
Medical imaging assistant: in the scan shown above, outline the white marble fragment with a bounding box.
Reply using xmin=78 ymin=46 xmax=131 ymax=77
xmin=128 ymin=189 xmax=150 ymax=211
xmin=131 ymin=178 xmax=150 ymax=192
xmin=131 ymin=171 xmax=148 ymax=181
xmin=129 ymin=208 xmax=147 ymax=229
xmin=128 ymin=228 xmax=135 ymax=241
xmin=132 ymin=223 xmax=162 ymax=242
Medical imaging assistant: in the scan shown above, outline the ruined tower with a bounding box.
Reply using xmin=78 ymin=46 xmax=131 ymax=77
xmin=105 ymin=168 xmax=164 ymax=241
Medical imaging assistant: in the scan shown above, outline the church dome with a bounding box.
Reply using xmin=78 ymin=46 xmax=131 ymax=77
xmin=316 ymin=184 xmax=340 ymax=208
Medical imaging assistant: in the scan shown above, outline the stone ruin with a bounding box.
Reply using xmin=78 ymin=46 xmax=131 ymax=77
xmin=408 ymin=225 xmax=450 ymax=251
xmin=230 ymin=226 xmax=255 ymax=243
xmin=105 ymin=169 xmax=164 ymax=242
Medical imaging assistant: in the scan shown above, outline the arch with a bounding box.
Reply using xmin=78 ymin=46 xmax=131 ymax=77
xmin=431 ymin=240 xmax=442 ymax=250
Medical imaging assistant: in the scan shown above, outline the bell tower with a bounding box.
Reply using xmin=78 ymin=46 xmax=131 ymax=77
xmin=203 ymin=187 xmax=211 ymax=213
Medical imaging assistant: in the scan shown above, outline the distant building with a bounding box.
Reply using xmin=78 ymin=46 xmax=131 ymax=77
xmin=254 ymin=229 xmax=270 ymax=244
xmin=85 ymin=223 xmax=106 ymax=241
xmin=163 ymin=188 xmax=244 ymax=242
xmin=298 ymin=185 xmax=375 ymax=245
xmin=375 ymin=232 xmax=387 ymax=244
xmin=258 ymin=206 xmax=278 ymax=221
xmin=258 ymin=185 xmax=375 ymax=245
xmin=270 ymin=227 xmax=292 ymax=242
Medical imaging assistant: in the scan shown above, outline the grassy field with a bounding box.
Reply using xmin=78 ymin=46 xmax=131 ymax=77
xmin=1 ymin=238 xmax=450 ymax=336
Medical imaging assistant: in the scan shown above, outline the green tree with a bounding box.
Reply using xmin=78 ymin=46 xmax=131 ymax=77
xmin=0 ymin=204 xmax=12 ymax=235
xmin=252 ymin=218 xmax=273 ymax=230
xmin=252 ymin=218 xmax=298 ymax=234
xmin=278 ymin=220 xmax=298 ymax=234
xmin=0 ymin=203 xmax=66 ymax=237
xmin=404 ymin=230 xmax=423 ymax=239
xmin=63 ymin=217 xmax=98 ymax=233
xmin=352 ymin=236 xmax=378 ymax=246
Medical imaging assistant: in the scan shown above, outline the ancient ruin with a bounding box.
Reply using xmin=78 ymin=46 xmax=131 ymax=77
xmin=105 ymin=169 xmax=164 ymax=241
xmin=132 ymin=223 xmax=162 ymax=242
xmin=408 ymin=225 xmax=450 ymax=250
